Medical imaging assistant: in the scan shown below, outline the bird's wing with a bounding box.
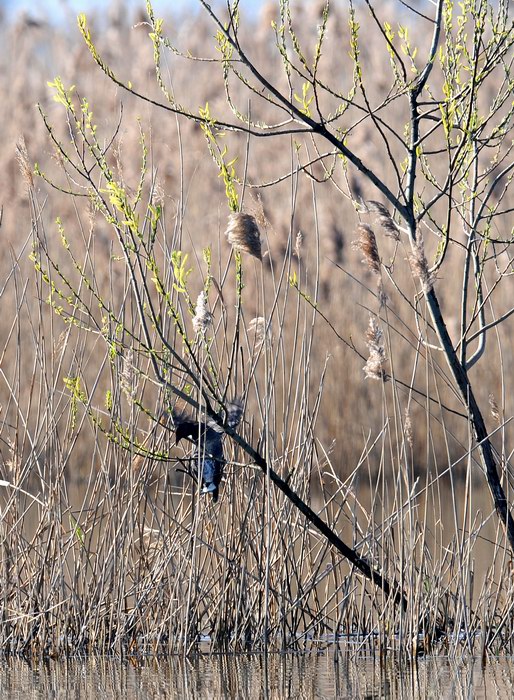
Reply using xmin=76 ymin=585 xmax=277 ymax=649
xmin=204 ymin=426 xmax=224 ymax=460
xmin=175 ymin=418 xmax=203 ymax=444
xmin=201 ymin=457 xmax=223 ymax=487
xmin=175 ymin=398 xmax=243 ymax=447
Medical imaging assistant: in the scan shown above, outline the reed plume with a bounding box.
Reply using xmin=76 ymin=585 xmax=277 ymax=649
xmin=363 ymin=315 xmax=387 ymax=381
xmin=367 ymin=200 xmax=400 ymax=240
xmin=409 ymin=234 xmax=434 ymax=293
xmin=353 ymin=223 xmax=386 ymax=305
xmin=15 ymin=136 xmax=34 ymax=189
xmin=192 ymin=291 xmax=213 ymax=335
xmin=225 ymin=212 xmax=263 ymax=261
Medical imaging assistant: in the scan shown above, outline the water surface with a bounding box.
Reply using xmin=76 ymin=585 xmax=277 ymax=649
xmin=0 ymin=654 xmax=513 ymax=698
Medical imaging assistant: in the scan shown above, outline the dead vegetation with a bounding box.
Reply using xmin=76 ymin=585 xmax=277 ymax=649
xmin=0 ymin=1 xmax=513 ymax=657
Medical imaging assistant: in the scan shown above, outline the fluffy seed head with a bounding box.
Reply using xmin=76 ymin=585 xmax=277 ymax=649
xmin=367 ymin=200 xmax=390 ymax=218
xmin=120 ymin=348 xmax=136 ymax=400
xmin=367 ymin=200 xmax=400 ymax=240
xmin=404 ymin=408 xmax=413 ymax=448
xmin=489 ymin=393 xmax=501 ymax=425
xmin=353 ymin=223 xmax=387 ymax=306
xmin=249 ymin=316 xmax=265 ymax=345
xmin=16 ymin=137 xmax=34 ymax=188
xmin=120 ymin=348 xmax=138 ymax=401
xmin=409 ymin=235 xmax=434 ymax=293
xmin=225 ymin=212 xmax=262 ymax=261
xmin=192 ymin=291 xmax=212 ymax=335
xmin=352 ymin=224 xmax=381 ymax=276
xmin=363 ymin=315 xmax=387 ymax=381
xmin=294 ymin=230 xmax=304 ymax=258
xmin=379 ymin=216 xmax=401 ymax=240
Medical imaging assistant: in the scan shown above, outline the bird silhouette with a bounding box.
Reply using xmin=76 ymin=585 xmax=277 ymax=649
xmin=174 ymin=399 xmax=243 ymax=503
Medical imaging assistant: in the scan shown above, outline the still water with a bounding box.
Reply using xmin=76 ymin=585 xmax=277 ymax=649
xmin=0 ymin=654 xmax=513 ymax=699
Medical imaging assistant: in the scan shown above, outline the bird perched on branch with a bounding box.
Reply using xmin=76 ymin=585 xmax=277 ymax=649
xmin=174 ymin=399 xmax=243 ymax=503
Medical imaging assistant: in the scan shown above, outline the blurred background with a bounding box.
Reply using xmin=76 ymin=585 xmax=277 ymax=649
xmin=0 ymin=0 xmax=262 ymax=22
xmin=0 ymin=0 xmax=509 ymax=487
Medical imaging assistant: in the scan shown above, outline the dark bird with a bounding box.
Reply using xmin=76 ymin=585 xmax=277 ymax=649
xmin=174 ymin=399 xmax=243 ymax=503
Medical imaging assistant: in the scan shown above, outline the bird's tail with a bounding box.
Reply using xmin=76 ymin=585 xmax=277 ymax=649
xmin=202 ymin=482 xmax=219 ymax=503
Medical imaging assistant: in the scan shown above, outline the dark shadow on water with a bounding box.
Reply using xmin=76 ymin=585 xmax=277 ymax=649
xmin=0 ymin=653 xmax=513 ymax=699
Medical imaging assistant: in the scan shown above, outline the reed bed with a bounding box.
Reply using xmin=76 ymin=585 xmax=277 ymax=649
xmin=0 ymin=0 xmax=513 ymax=659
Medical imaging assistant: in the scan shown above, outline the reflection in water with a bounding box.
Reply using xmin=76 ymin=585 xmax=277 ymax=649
xmin=0 ymin=654 xmax=513 ymax=699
